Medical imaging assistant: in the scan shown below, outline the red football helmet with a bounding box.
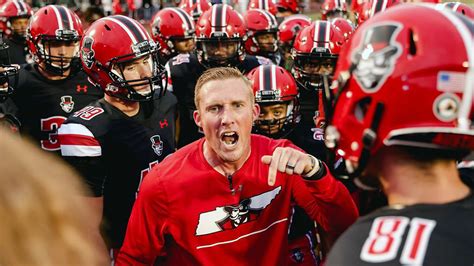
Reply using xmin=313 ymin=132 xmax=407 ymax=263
xmin=195 ymin=4 xmax=246 ymax=68
xmin=151 ymin=7 xmax=196 ymax=60
xmin=247 ymin=64 xmax=300 ymax=138
xmin=179 ymin=0 xmax=212 ymax=22
xmin=247 ymin=0 xmax=278 ymax=15
xmin=80 ymin=15 xmax=166 ymax=101
xmin=321 ymin=0 xmax=348 ymax=20
xmin=278 ymin=14 xmax=311 ymax=52
xmin=439 ymin=2 xmax=474 ymax=19
xmin=325 ymin=4 xmax=474 ymax=177
xmin=26 ymin=5 xmax=83 ymax=76
xmin=244 ymin=9 xmax=279 ymax=57
xmin=331 ymin=18 xmax=355 ymax=42
xmin=358 ymin=0 xmax=399 ymax=25
xmin=292 ymin=20 xmax=345 ymax=89
xmin=0 ymin=0 xmax=33 ymax=37
xmin=276 ymin=0 xmax=300 ymax=14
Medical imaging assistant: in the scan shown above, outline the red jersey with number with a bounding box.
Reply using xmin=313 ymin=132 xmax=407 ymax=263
xmin=117 ymin=134 xmax=358 ymax=266
xmin=327 ymin=193 xmax=474 ymax=266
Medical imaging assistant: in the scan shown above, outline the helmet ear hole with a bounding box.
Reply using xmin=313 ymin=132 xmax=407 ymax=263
xmin=408 ymin=28 xmax=417 ymax=56
xmin=353 ymin=97 xmax=372 ymax=123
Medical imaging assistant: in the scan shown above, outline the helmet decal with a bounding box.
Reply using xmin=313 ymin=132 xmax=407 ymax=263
xmin=81 ymin=36 xmax=95 ymax=69
xmin=352 ymin=22 xmax=403 ymax=93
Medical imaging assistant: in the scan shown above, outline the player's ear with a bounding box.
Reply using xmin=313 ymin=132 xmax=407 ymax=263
xmin=193 ymin=110 xmax=201 ymax=128
xmin=252 ymin=103 xmax=260 ymax=122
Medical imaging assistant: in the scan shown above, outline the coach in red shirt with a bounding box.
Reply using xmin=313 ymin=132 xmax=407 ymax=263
xmin=117 ymin=67 xmax=358 ymax=265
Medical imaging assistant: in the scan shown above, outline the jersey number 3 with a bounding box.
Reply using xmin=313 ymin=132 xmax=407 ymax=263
xmin=360 ymin=216 xmax=436 ymax=265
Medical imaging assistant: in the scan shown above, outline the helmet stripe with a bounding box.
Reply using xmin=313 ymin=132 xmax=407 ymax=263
xmin=259 ymin=9 xmax=277 ymax=29
xmin=174 ymin=8 xmax=194 ymax=31
xmin=104 ymin=17 xmax=138 ymax=44
xmin=372 ymin=0 xmax=387 ymax=17
xmin=50 ymin=5 xmax=64 ymax=30
xmin=271 ymin=64 xmax=277 ymax=91
xmin=212 ymin=4 xmax=226 ymax=34
xmin=325 ymin=21 xmax=330 ymax=49
xmin=15 ymin=0 xmax=25 ymax=14
xmin=261 ymin=65 xmax=272 ymax=91
xmin=316 ymin=21 xmax=327 ymax=48
xmin=57 ymin=6 xmax=72 ymax=30
xmin=114 ymin=16 xmax=146 ymax=43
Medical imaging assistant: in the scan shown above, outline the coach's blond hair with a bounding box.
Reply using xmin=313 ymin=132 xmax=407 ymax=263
xmin=194 ymin=67 xmax=254 ymax=110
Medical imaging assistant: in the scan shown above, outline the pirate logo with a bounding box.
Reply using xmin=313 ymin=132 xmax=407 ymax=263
xmin=60 ymin=95 xmax=74 ymax=113
xmin=81 ymin=36 xmax=95 ymax=69
xmin=352 ymin=23 xmax=403 ymax=93
xmin=195 ymin=186 xmax=281 ymax=236
xmin=150 ymin=135 xmax=164 ymax=156
xmin=220 ymin=199 xmax=252 ymax=228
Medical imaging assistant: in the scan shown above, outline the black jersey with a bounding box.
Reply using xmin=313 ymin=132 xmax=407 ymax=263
xmin=166 ymin=52 xmax=271 ymax=147
xmin=58 ymin=92 xmax=177 ymax=249
xmin=11 ymin=64 xmax=103 ymax=152
xmin=5 ymin=38 xmax=31 ymax=65
xmin=327 ymin=193 xmax=474 ymax=266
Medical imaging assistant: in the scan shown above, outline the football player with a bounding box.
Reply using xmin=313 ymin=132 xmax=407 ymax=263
xmin=248 ymin=64 xmax=325 ymax=265
xmin=10 ymin=5 xmax=103 ymax=152
xmin=0 ymin=0 xmax=33 ymax=64
xmin=166 ymin=4 xmax=270 ymax=148
xmin=151 ymin=7 xmax=196 ymax=65
xmin=325 ymin=4 xmax=474 ymax=265
xmin=57 ymin=15 xmax=177 ymax=261
xmin=244 ymin=9 xmax=283 ymax=66
xmin=277 ymin=14 xmax=311 ymax=70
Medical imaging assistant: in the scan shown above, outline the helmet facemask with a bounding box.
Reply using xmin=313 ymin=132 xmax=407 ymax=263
xmin=253 ymin=30 xmax=279 ymax=56
xmin=9 ymin=16 xmax=30 ymax=42
xmin=294 ymin=52 xmax=338 ymax=90
xmin=198 ymin=38 xmax=242 ymax=68
xmin=0 ymin=41 xmax=19 ymax=101
xmin=102 ymin=41 xmax=167 ymax=102
xmin=34 ymin=29 xmax=81 ymax=76
xmin=253 ymin=89 xmax=299 ymax=138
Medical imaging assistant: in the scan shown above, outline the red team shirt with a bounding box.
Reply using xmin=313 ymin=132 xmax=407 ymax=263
xmin=117 ymin=135 xmax=358 ymax=265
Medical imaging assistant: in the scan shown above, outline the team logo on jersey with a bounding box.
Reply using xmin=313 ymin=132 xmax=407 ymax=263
xmin=81 ymin=36 xmax=95 ymax=69
xmin=195 ymin=186 xmax=281 ymax=236
xmin=60 ymin=96 xmax=74 ymax=113
xmin=352 ymin=23 xmax=402 ymax=93
xmin=150 ymin=135 xmax=164 ymax=156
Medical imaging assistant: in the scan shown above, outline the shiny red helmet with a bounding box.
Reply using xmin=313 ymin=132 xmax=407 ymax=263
xmin=195 ymin=4 xmax=246 ymax=68
xmin=80 ymin=15 xmax=166 ymax=101
xmin=151 ymin=7 xmax=195 ymax=60
xmin=321 ymin=0 xmax=348 ymax=20
xmin=325 ymin=4 xmax=474 ymax=177
xmin=179 ymin=0 xmax=212 ymax=22
xmin=248 ymin=64 xmax=300 ymax=138
xmin=358 ymin=0 xmax=400 ymax=25
xmin=331 ymin=18 xmax=355 ymax=42
xmin=276 ymin=0 xmax=300 ymax=14
xmin=0 ymin=0 xmax=33 ymax=37
xmin=439 ymin=2 xmax=474 ymax=19
xmin=244 ymin=9 xmax=279 ymax=56
xmin=27 ymin=5 xmax=83 ymax=76
xmin=278 ymin=14 xmax=311 ymax=52
xmin=292 ymin=20 xmax=345 ymax=89
xmin=247 ymin=0 xmax=278 ymax=15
